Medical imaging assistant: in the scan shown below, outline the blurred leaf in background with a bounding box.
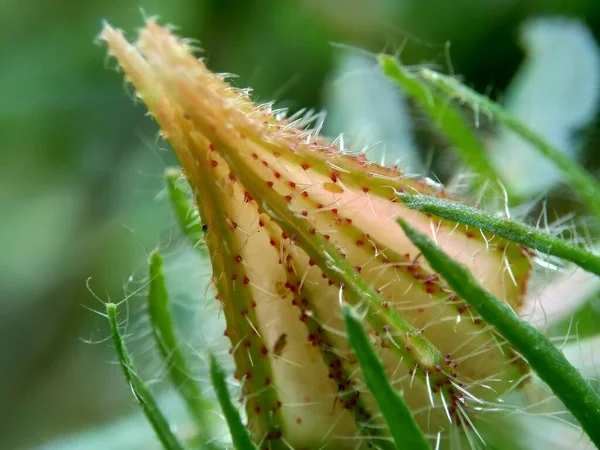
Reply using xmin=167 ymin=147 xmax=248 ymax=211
xmin=324 ymin=48 xmax=421 ymax=172
xmin=490 ymin=17 xmax=600 ymax=200
xmin=1 ymin=0 xmax=600 ymax=449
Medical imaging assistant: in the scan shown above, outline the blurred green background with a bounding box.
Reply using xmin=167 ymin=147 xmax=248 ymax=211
xmin=2 ymin=1 xmax=600 ymax=449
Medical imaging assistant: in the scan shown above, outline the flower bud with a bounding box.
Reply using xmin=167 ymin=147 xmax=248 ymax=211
xmin=102 ymin=21 xmax=531 ymax=449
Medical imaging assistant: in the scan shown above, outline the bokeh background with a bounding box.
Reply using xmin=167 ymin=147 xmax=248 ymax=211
xmin=2 ymin=1 xmax=600 ymax=449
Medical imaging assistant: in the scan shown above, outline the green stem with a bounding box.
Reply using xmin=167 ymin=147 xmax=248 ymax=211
xmin=343 ymin=306 xmax=431 ymax=450
xmin=147 ymin=250 xmax=217 ymax=447
xmin=397 ymin=192 xmax=600 ymax=277
xmin=106 ymin=303 xmax=186 ymax=450
xmin=209 ymin=353 xmax=257 ymax=450
xmin=398 ymin=220 xmax=600 ymax=447
xmin=419 ymin=68 xmax=600 ymax=222
xmin=378 ymin=55 xmax=500 ymax=189
xmin=164 ymin=168 xmax=208 ymax=255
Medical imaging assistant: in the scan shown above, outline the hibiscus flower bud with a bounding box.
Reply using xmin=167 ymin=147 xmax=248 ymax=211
xmin=101 ymin=20 xmax=531 ymax=449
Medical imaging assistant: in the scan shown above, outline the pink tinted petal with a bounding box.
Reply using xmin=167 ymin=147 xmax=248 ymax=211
xmin=522 ymin=266 xmax=600 ymax=328
xmin=492 ymin=415 xmax=593 ymax=449
xmin=563 ymin=335 xmax=600 ymax=378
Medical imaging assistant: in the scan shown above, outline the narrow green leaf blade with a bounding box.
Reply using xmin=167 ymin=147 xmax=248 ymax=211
xmin=165 ymin=167 xmax=208 ymax=254
xmin=147 ymin=250 xmax=216 ymax=446
xmin=397 ymin=192 xmax=600 ymax=277
xmin=106 ymin=303 xmax=186 ymax=450
xmin=398 ymin=220 xmax=600 ymax=447
xmin=419 ymin=68 xmax=600 ymax=221
xmin=343 ymin=306 xmax=430 ymax=450
xmin=208 ymin=353 xmax=257 ymax=450
xmin=378 ymin=55 xmax=500 ymax=188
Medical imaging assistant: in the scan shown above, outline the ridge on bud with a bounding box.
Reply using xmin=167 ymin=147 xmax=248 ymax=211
xmin=101 ymin=20 xmax=531 ymax=449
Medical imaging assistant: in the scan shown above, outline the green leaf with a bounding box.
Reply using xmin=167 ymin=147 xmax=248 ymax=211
xmin=378 ymin=54 xmax=500 ymax=189
xmin=419 ymin=67 xmax=600 ymax=221
xmin=343 ymin=306 xmax=430 ymax=450
xmin=208 ymin=353 xmax=257 ymax=450
xmin=397 ymin=220 xmax=600 ymax=448
xmin=147 ymin=250 xmax=216 ymax=447
xmin=397 ymin=192 xmax=600 ymax=277
xmin=106 ymin=303 xmax=186 ymax=450
xmin=165 ymin=167 xmax=208 ymax=255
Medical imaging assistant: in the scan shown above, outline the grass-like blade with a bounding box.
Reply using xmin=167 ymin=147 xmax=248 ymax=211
xmin=378 ymin=55 xmax=500 ymax=188
xmin=397 ymin=192 xmax=600 ymax=277
xmin=398 ymin=220 xmax=600 ymax=447
xmin=343 ymin=306 xmax=430 ymax=450
xmin=147 ymin=250 xmax=216 ymax=447
xmin=106 ymin=303 xmax=186 ymax=450
xmin=419 ymin=68 xmax=600 ymax=221
xmin=208 ymin=353 xmax=257 ymax=450
xmin=165 ymin=167 xmax=208 ymax=255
